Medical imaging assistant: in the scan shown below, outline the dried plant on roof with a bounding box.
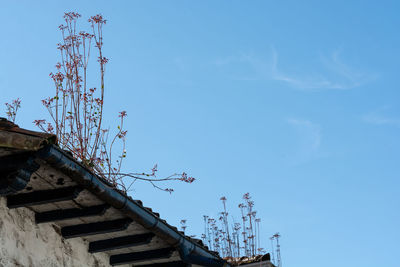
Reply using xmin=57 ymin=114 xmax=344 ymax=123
xmin=34 ymin=12 xmax=195 ymax=193
xmin=4 ymin=98 xmax=21 ymax=123
xmin=180 ymin=219 xmax=187 ymax=234
xmin=202 ymin=193 xmax=265 ymax=261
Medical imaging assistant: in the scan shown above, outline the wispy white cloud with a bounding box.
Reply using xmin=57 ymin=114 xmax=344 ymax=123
xmin=213 ymin=47 xmax=377 ymax=91
xmin=363 ymin=115 xmax=400 ymax=126
xmin=270 ymin=48 xmax=372 ymax=90
xmin=285 ymin=118 xmax=324 ymax=165
xmin=363 ymin=107 xmax=400 ymax=127
xmin=287 ymin=118 xmax=321 ymax=152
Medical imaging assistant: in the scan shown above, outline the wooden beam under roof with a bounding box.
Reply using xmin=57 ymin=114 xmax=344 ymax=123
xmin=109 ymin=247 xmax=175 ymax=266
xmin=35 ymin=204 xmax=110 ymax=224
xmin=7 ymin=186 xmax=83 ymax=208
xmin=89 ymin=232 xmax=155 ymax=253
xmin=61 ymin=218 xmax=132 ymax=239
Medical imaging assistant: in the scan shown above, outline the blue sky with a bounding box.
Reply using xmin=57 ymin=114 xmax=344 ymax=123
xmin=1 ymin=1 xmax=399 ymax=266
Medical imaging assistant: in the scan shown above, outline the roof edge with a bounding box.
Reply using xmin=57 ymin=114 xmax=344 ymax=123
xmin=0 ymin=118 xmax=56 ymax=151
xmin=36 ymin=144 xmax=230 ymax=267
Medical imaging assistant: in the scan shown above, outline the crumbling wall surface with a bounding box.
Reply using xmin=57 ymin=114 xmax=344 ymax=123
xmin=0 ymin=198 xmax=112 ymax=267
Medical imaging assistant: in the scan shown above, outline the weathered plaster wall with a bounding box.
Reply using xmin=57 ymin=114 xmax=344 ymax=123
xmin=0 ymin=198 xmax=113 ymax=267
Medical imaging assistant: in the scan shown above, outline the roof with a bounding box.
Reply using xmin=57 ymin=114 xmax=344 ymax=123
xmin=225 ymin=254 xmax=275 ymax=266
xmin=0 ymin=118 xmax=229 ymax=267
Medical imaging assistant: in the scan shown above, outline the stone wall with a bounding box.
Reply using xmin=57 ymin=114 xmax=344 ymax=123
xmin=0 ymin=198 xmax=114 ymax=267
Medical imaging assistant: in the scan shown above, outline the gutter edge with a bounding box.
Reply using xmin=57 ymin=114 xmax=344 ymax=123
xmin=36 ymin=144 xmax=230 ymax=267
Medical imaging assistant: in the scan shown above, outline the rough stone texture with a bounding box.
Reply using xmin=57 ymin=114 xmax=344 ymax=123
xmin=0 ymin=198 xmax=115 ymax=267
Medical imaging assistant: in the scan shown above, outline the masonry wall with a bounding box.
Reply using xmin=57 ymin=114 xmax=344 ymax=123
xmin=0 ymin=197 xmax=114 ymax=267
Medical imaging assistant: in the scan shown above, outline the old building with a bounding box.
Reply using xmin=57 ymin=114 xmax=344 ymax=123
xmin=0 ymin=118 xmax=229 ymax=267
